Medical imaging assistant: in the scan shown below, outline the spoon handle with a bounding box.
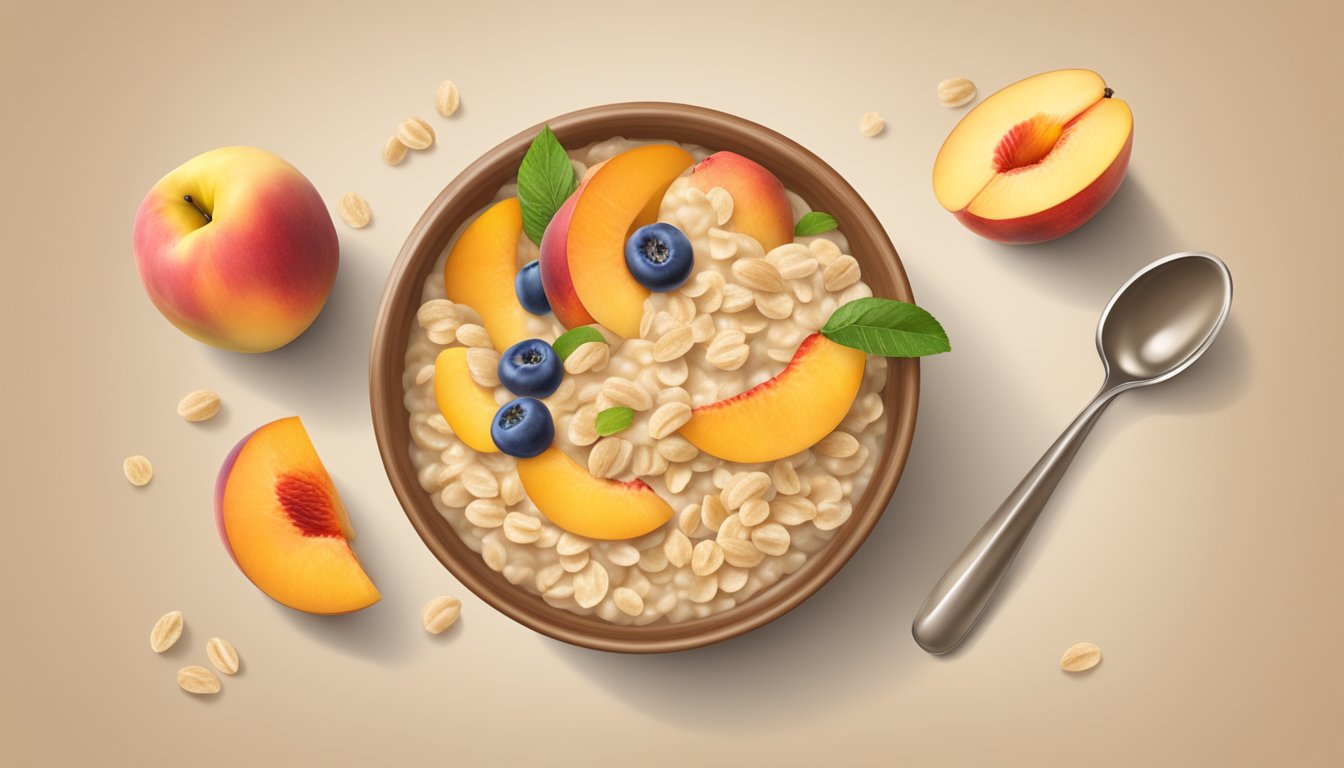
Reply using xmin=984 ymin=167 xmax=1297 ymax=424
xmin=912 ymin=388 xmax=1121 ymax=655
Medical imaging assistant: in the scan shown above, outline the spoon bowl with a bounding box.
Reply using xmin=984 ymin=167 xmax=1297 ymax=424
xmin=1099 ymin=251 xmax=1233 ymax=386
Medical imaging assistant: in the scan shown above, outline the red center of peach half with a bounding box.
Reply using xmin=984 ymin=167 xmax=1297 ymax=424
xmin=993 ymin=115 xmax=1067 ymax=173
xmin=215 ymin=417 xmax=379 ymax=614
xmin=275 ymin=473 xmax=345 ymax=538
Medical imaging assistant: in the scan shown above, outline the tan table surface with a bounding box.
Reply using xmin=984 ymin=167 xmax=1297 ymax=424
xmin=4 ymin=1 xmax=1340 ymax=765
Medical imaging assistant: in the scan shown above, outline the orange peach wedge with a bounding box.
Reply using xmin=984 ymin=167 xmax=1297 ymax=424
xmin=433 ymin=347 xmax=499 ymax=453
xmin=215 ymin=417 xmax=380 ymax=614
xmin=679 ymin=334 xmax=866 ymax=464
xmin=516 ymin=447 xmax=674 ymax=540
xmin=933 ymin=69 xmax=1133 ymax=244
xmin=553 ymin=145 xmax=694 ymax=338
xmin=443 ymin=197 xmax=531 ymax=351
xmin=689 ymin=151 xmax=794 ymax=252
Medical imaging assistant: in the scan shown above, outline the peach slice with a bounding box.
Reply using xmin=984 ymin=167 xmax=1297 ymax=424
xmin=689 ymin=151 xmax=794 ymax=252
xmin=565 ymin=145 xmax=694 ymax=338
xmin=538 ymin=161 xmax=614 ymax=329
xmin=442 ymin=197 xmax=530 ymax=351
xmin=679 ymin=334 xmax=866 ymax=464
xmin=516 ymin=447 xmax=674 ymax=540
xmin=538 ymin=191 xmax=595 ymax=329
xmin=215 ymin=417 xmax=380 ymax=614
xmin=433 ymin=347 xmax=499 ymax=453
xmin=933 ymin=69 xmax=1133 ymax=244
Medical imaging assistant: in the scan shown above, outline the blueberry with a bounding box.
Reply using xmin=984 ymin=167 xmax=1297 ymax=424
xmin=514 ymin=260 xmax=550 ymax=315
xmin=624 ymin=222 xmax=694 ymax=292
xmin=497 ymin=338 xmax=563 ymax=398
xmin=490 ymin=397 xmax=554 ymax=458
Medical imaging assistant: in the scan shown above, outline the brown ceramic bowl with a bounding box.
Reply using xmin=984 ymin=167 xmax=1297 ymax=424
xmin=370 ymin=102 xmax=919 ymax=653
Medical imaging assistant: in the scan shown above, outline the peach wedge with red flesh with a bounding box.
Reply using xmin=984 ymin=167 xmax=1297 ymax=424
xmin=433 ymin=347 xmax=499 ymax=453
xmin=679 ymin=334 xmax=866 ymax=464
xmin=215 ymin=417 xmax=380 ymax=614
xmin=932 ymin=69 xmax=1133 ymax=244
xmin=516 ymin=447 xmax=674 ymax=541
xmin=442 ymin=197 xmax=531 ymax=351
xmin=689 ymin=151 xmax=794 ymax=252
xmin=565 ymin=144 xmax=694 ymax=339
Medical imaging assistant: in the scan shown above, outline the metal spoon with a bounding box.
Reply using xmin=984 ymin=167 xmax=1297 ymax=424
xmin=911 ymin=251 xmax=1233 ymax=655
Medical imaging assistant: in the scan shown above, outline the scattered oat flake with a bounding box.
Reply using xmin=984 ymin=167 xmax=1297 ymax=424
xmin=422 ymin=595 xmax=462 ymax=634
xmin=937 ymin=77 xmax=977 ymax=107
xmin=397 ymin=116 xmax=435 ymax=150
xmin=124 ymin=455 xmax=153 ymax=486
xmin=858 ymin=112 xmax=885 ymax=137
xmin=382 ymin=136 xmax=408 ymax=166
xmin=1060 ymin=641 xmax=1102 ymax=672
xmin=176 ymin=389 xmax=220 ymax=422
xmin=149 ymin=611 xmax=183 ymax=653
xmin=206 ymin=637 xmax=240 ymax=675
xmin=435 ymin=80 xmax=461 ymax=118
xmin=338 ymin=193 xmax=371 ymax=229
xmin=177 ymin=665 xmax=221 ymax=695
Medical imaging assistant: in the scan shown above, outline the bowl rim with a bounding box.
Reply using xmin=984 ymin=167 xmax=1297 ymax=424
xmin=369 ymin=101 xmax=920 ymax=653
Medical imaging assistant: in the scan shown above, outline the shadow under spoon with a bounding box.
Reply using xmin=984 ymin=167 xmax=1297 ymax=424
xmin=912 ymin=250 xmax=1234 ymax=655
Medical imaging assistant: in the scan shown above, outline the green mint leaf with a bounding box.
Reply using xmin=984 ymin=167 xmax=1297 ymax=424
xmin=794 ymin=211 xmax=838 ymax=237
xmin=821 ymin=297 xmax=951 ymax=357
xmin=552 ymin=326 xmax=605 ymax=360
xmin=594 ymin=407 xmax=634 ymax=437
xmin=517 ymin=125 xmax=577 ymax=245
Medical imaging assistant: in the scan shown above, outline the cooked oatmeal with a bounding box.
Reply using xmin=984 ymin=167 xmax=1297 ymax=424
xmin=402 ymin=137 xmax=888 ymax=625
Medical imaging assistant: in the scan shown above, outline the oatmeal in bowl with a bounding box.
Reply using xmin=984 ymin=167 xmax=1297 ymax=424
xmin=374 ymin=104 xmax=938 ymax=651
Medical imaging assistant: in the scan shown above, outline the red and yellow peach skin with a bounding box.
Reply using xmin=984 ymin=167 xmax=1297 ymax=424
xmin=689 ymin=151 xmax=794 ymax=252
xmin=132 ymin=146 xmax=338 ymax=353
xmin=538 ymin=191 xmax=596 ymax=329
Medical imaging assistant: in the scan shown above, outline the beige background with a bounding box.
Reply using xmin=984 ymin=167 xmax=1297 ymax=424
xmin=3 ymin=0 xmax=1340 ymax=765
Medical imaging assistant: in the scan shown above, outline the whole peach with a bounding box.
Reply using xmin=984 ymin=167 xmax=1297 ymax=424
xmin=132 ymin=147 xmax=338 ymax=352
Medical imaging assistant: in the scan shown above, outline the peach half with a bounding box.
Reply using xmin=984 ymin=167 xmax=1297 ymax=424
xmin=679 ymin=334 xmax=866 ymax=464
xmin=215 ymin=417 xmax=380 ymax=614
xmin=933 ymin=69 xmax=1133 ymax=244
xmin=443 ymin=197 xmax=531 ymax=351
xmin=516 ymin=447 xmax=674 ymax=540
xmin=541 ymin=145 xmax=694 ymax=338
xmin=689 ymin=151 xmax=794 ymax=252
xmin=433 ymin=347 xmax=499 ymax=453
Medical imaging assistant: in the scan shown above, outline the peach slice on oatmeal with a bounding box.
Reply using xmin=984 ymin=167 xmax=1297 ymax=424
xmin=516 ymin=447 xmax=674 ymax=540
xmin=561 ymin=144 xmax=694 ymax=338
xmin=433 ymin=347 xmax=500 ymax=453
xmin=679 ymin=334 xmax=866 ymax=464
xmin=215 ymin=417 xmax=380 ymax=614
xmin=443 ymin=197 xmax=531 ymax=351
xmin=689 ymin=151 xmax=794 ymax=251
